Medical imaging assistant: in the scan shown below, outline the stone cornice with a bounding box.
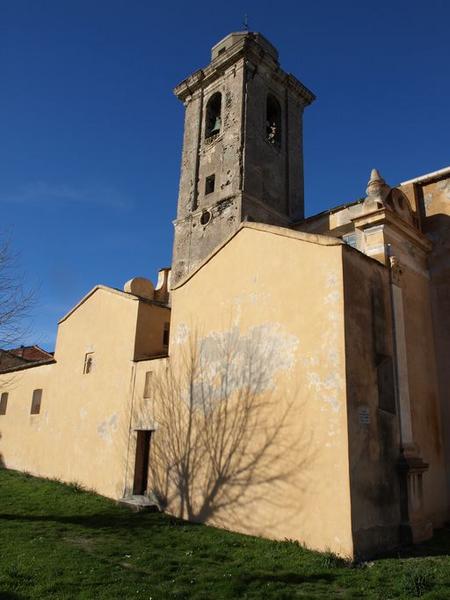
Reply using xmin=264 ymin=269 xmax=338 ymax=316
xmin=352 ymin=208 xmax=432 ymax=252
xmin=173 ymin=36 xmax=315 ymax=106
xmin=285 ymin=74 xmax=315 ymax=105
xmin=172 ymin=192 xmax=293 ymax=227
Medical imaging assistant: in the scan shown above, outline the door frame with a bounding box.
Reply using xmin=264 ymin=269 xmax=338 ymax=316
xmin=132 ymin=429 xmax=152 ymax=495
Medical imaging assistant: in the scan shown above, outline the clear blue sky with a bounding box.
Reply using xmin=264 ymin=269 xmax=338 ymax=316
xmin=1 ymin=0 xmax=449 ymax=350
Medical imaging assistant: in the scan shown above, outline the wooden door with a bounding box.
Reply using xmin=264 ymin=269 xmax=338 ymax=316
xmin=133 ymin=430 xmax=152 ymax=495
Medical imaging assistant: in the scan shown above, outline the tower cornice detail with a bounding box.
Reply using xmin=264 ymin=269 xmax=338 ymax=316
xmin=174 ymin=35 xmax=315 ymax=107
xmin=171 ymin=31 xmax=315 ymax=283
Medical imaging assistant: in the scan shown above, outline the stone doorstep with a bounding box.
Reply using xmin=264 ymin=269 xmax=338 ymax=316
xmin=117 ymin=495 xmax=161 ymax=513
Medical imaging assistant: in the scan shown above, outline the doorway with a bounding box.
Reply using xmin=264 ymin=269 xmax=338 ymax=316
xmin=133 ymin=430 xmax=152 ymax=495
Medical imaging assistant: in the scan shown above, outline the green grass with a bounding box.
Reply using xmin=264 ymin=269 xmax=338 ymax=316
xmin=0 ymin=470 xmax=450 ymax=599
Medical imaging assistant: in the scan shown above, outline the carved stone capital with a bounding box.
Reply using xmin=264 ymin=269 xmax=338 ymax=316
xmin=389 ymin=255 xmax=403 ymax=284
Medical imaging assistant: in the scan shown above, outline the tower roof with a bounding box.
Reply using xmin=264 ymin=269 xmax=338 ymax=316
xmin=211 ymin=31 xmax=278 ymax=62
xmin=174 ymin=31 xmax=314 ymax=106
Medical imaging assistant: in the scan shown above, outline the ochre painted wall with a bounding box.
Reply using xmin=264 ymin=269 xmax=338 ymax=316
xmin=0 ymin=287 xmax=170 ymax=499
xmin=155 ymin=225 xmax=354 ymax=557
xmin=422 ymin=176 xmax=450 ymax=506
xmin=343 ymin=247 xmax=401 ymax=557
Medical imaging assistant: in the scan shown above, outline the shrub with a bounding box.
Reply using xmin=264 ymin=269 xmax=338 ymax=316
xmin=401 ymin=562 xmax=436 ymax=597
xmin=66 ymin=480 xmax=86 ymax=493
xmin=320 ymin=550 xmax=350 ymax=569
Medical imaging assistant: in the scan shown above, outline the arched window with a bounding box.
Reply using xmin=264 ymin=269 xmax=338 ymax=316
xmin=205 ymin=92 xmax=222 ymax=139
xmin=266 ymin=94 xmax=281 ymax=147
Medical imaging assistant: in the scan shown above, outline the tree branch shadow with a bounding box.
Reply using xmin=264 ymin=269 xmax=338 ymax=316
xmin=134 ymin=324 xmax=317 ymax=532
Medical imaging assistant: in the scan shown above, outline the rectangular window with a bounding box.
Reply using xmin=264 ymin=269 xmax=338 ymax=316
xmin=205 ymin=174 xmax=215 ymax=195
xmin=83 ymin=352 xmax=94 ymax=374
xmin=31 ymin=389 xmax=42 ymax=415
xmin=144 ymin=371 xmax=152 ymax=399
xmin=0 ymin=392 xmax=8 ymax=415
xmin=343 ymin=233 xmax=358 ymax=249
xmin=163 ymin=323 xmax=170 ymax=348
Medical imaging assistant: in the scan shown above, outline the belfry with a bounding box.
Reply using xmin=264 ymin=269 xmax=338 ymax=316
xmin=172 ymin=32 xmax=315 ymax=283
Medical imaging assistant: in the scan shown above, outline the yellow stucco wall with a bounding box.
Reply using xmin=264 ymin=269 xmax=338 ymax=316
xmin=343 ymin=247 xmax=402 ymax=556
xmin=0 ymin=363 xmax=55 ymax=474
xmin=401 ymin=264 xmax=448 ymax=525
xmin=144 ymin=224 xmax=354 ymax=557
xmin=134 ymin=301 xmax=170 ymax=360
xmin=2 ymin=183 xmax=448 ymax=558
xmin=421 ymin=176 xmax=450 ymax=509
xmin=300 ymin=175 xmax=450 ymax=537
xmin=0 ymin=287 xmax=170 ymax=499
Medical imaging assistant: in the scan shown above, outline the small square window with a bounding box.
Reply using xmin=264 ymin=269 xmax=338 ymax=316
xmin=83 ymin=352 xmax=94 ymax=374
xmin=0 ymin=392 xmax=8 ymax=415
xmin=144 ymin=371 xmax=152 ymax=399
xmin=205 ymin=175 xmax=215 ymax=195
xmin=163 ymin=322 xmax=170 ymax=348
xmin=31 ymin=389 xmax=42 ymax=415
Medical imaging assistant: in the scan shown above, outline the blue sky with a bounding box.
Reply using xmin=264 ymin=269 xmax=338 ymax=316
xmin=1 ymin=0 xmax=449 ymax=349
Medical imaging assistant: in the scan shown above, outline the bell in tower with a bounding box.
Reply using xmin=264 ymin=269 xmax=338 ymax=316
xmin=171 ymin=31 xmax=315 ymax=285
xmin=209 ymin=116 xmax=221 ymax=136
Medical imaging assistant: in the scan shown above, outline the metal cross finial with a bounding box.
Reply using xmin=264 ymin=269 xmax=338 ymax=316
xmin=243 ymin=14 xmax=249 ymax=32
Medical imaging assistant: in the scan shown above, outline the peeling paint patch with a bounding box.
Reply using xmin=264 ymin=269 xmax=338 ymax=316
xmin=173 ymin=323 xmax=189 ymax=345
xmin=97 ymin=414 xmax=118 ymax=444
xmin=424 ymin=192 xmax=433 ymax=211
xmin=180 ymin=323 xmax=299 ymax=408
xmin=230 ymin=291 xmax=271 ymax=324
xmin=307 ymin=372 xmax=342 ymax=414
xmin=437 ymin=178 xmax=450 ymax=199
xmin=232 ymin=291 xmax=271 ymax=306
xmin=425 ymin=180 xmax=450 ymax=211
xmin=299 ymin=269 xmax=344 ymax=442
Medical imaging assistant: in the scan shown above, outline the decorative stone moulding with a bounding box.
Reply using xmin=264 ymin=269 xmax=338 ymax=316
xmin=173 ymin=32 xmax=315 ymax=107
xmin=154 ymin=268 xmax=171 ymax=304
xmin=363 ymin=168 xmax=415 ymax=226
xmin=389 ymin=255 xmax=403 ymax=285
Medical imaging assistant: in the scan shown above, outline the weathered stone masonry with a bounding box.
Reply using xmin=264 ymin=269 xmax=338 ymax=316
xmin=172 ymin=32 xmax=315 ymax=284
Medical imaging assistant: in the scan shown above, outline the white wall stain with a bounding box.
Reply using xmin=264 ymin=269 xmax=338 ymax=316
xmin=173 ymin=323 xmax=189 ymax=345
xmin=425 ymin=179 xmax=450 ymax=210
xmin=178 ymin=323 xmax=299 ymax=409
xmin=97 ymin=414 xmax=118 ymax=444
xmin=228 ymin=291 xmax=272 ymax=326
xmin=232 ymin=291 xmax=271 ymax=306
xmin=300 ymin=268 xmax=344 ymax=443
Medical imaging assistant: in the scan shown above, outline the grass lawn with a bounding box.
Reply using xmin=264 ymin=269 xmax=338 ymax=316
xmin=0 ymin=470 xmax=450 ymax=599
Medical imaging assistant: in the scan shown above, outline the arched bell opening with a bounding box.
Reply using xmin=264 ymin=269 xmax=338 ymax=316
xmin=266 ymin=93 xmax=282 ymax=147
xmin=205 ymin=92 xmax=222 ymax=139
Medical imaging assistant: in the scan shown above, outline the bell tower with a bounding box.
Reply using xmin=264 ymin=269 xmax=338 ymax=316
xmin=172 ymin=32 xmax=315 ymax=284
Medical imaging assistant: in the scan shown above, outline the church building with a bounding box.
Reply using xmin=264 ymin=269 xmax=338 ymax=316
xmin=1 ymin=32 xmax=449 ymax=560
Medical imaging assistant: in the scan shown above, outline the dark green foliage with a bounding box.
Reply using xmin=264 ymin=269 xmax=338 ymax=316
xmin=320 ymin=550 xmax=351 ymax=569
xmin=1 ymin=469 xmax=450 ymax=599
xmin=401 ymin=561 xmax=436 ymax=597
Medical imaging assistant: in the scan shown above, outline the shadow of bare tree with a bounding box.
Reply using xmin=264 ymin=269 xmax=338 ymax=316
xmin=134 ymin=325 xmax=314 ymax=529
